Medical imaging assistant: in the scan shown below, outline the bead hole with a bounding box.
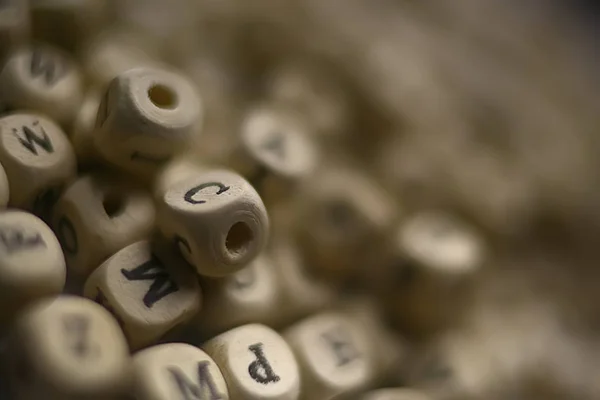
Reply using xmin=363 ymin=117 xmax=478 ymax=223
xmin=148 ymin=84 xmax=177 ymax=109
xmin=226 ymin=222 xmax=253 ymax=257
xmin=102 ymin=192 xmax=125 ymax=218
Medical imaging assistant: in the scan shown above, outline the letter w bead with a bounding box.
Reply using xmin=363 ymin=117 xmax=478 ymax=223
xmin=168 ymin=361 xmax=225 ymax=400
xmin=121 ymin=255 xmax=179 ymax=308
xmin=12 ymin=122 xmax=54 ymax=155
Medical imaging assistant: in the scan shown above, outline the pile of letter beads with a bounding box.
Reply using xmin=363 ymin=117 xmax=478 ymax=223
xmin=0 ymin=1 xmax=494 ymax=400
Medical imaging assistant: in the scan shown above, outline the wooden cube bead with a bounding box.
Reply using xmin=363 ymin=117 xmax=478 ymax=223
xmin=70 ymin=90 xmax=102 ymax=165
xmin=132 ymin=342 xmax=229 ymax=400
xmin=194 ymin=254 xmax=280 ymax=338
xmin=157 ymin=169 xmax=269 ymax=278
xmin=52 ymin=174 xmax=155 ymax=278
xmin=153 ymin=157 xmax=208 ymax=201
xmin=0 ymin=210 xmax=65 ymax=323
xmin=361 ymin=388 xmax=431 ymax=400
xmin=0 ymin=45 xmax=84 ymax=125
xmin=83 ymin=240 xmax=201 ymax=350
xmin=80 ymin=29 xmax=163 ymax=89
xmin=203 ymin=323 xmax=300 ymax=400
xmin=296 ymin=165 xmax=398 ymax=281
xmin=0 ymin=113 xmax=76 ymax=218
xmin=228 ymin=105 xmax=319 ymax=204
xmin=94 ymin=66 xmax=203 ymax=178
xmin=382 ymin=211 xmax=485 ymax=337
xmin=6 ymin=295 xmax=131 ymax=400
xmin=30 ymin=0 xmax=109 ymax=54
xmin=0 ymin=0 xmax=29 ymax=62
xmin=0 ymin=162 xmax=8 ymax=208
xmin=269 ymin=239 xmax=335 ymax=327
xmin=283 ymin=312 xmax=375 ymax=400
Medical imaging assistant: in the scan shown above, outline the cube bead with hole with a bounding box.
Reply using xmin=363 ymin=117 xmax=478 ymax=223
xmin=381 ymin=211 xmax=486 ymax=337
xmin=0 ymin=45 xmax=84 ymax=125
xmin=195 ymin=254 xmax=280 ymax=338
xmin=0 ymin=0 xmax=29 ymax=61
xmin=93 ymin=67 xmax=203 ymax=178
xmin=0 ymin=210 xmax=66 ymax=323
xmin=132 ymin=342 xmax=229 ymax=400
xmin=83 ymin=240 xmax=201 ymax=350
xmin=153 ymin=157 xmax=208 ymax=201
xmin=0 ymin=162 xmax=8 ymax=208
xmin=157 ymin=169 xmax=269 ymax=278
xmin=283 ymin=312 xmax=375 ymax=400
xmin=296 ymin=165 xmax=398 ymax=282
xmin=228 ymin=105 xmax=319 ymax=204
xmin=0 ymin=113 xmax=76 ymax=219
xmin=361 ymin=388 xmax=432 ymax=400
xmin=203 ymin=324 xmax=300 ymax=400
xmin=52 ymin=174 xmax=155 ymax=278
xmin=30 ymin=0 xmax=109 ymax=53
xmin=6 ymin=295 xmax=130 ymax=400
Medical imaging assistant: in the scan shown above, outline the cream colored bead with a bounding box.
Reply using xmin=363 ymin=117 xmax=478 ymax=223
xmin=83 ymin=240 xmax=201 ymax=350
xmin=195 ymin=254 xmax=280 ymax=338
xmin=361 ymin=388 xmax=432 ymax=400
xmin=31 ymin=0 xmax=109 ymax=53
xmin=283 ymin=312 xmax=375 ymax=400
xmin=0 ymin=0 xmax=29 ymax=61
xmin=0 ymin=162 xmax=8 ymax=208
xmin=269 ymin=239 xmax=335 ymax=327
xmin=382 ymin=211 xmax=485 ymax=337
xmin=70 ymin=90 xmax=102 ymax=165
xmin=152 ymin=157 xmax=208 ymax=201
xmin=80 ymin=29 xmax=163 ymax=89
xmin=0 ymin=210 xmax=65 ymax=323
xmin=296 ymin=165 xmax=398 ymax=281
xmin=52 ymin=174 xmax=155 ymax=277
xmin=228 ymin=105 xmax=319 ymax=204
xmin=94 ymin=66 xmax=203 ymax=178
xmin=203 ymin=324 xmax=300 ymax=400
xmin=157 ymin=169 xmax=269 ymax=278
xmin=0 ymin=45 xmax=84 ymax=125
xmin=0 ymin=113 xmax=76 ymax=218
xmin=6 ymin=295 xmax=131 ymax=400
xmin=132 ymin=343 xmax=229 ymax=400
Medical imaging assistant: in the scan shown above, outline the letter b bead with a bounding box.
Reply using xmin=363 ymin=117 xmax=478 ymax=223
xmin=203 ymin=324 xmax=300 ymax=400
xmin=157 ymin=169 xmax=269 ymax=277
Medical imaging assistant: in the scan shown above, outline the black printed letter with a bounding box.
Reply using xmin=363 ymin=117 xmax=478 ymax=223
xmin=0 ymin=226 xmax=44 ymax=254
xmin=184 ymin=182 xmax=230 ymax=205
xmin=168 ymin=361 xmax=224 ymax=400
xmin=320 ymin=326 xmax=361 ymax=367
xmin=121 ymin=255 xmax=179 ymax=308
xmin=248 ymin=343 xmax=280 ymax=384
xmin=12 ymin=121 xmax=54 ymax=155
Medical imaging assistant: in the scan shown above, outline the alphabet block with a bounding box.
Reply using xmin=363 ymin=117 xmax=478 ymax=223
xmin=6 ymin=296 xmax=130 ymax=400
xmin=284 ymin=312 xmax=375 ymax=400
xmin=93 ymin=66 xmax=203 ymax=178
xmin=203 ymin=324 xmax=300 ymax=400
xmin=83 ymin=240 xmax=201 ymax=350
xmin=0 ymin=210 xmax=66 ymax=323
xmin=0 ymin=113 xmax=76 ymax=219
xmin=52 ymin=174 xmax=155 ymax=277
xmin=157 ymin=169 xmax=269 ymax=278
xmin=132 ymin=343 xmax=229 ymax=400
xmin=0 ymin=45 xmax=84 ymax=125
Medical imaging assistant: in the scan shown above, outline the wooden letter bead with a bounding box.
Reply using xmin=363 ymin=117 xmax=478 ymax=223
xmin=0 ymin=45 xmax=84 ymax=125
xmin=203 ymin=324 xmax=300 ymax=400
xmin=382 ymin=211 xmax=485 ymax=337
xmin=52 ymin=174 xmax=155 ymax=277
xmin=70 ymin=90 xmax=101 ymax=165
xmin=0 ymin=0 xmax=29 ymax=62
xmin=153 ymin=157 xmax=208 ymax=201
xmin=0 ymin=210 xmax=65 ymax=323
xmin=361 ymin=388 xmax=431 ymax=400
xmin=0 ymin=162 xmax=8 ymax=208
xmin=93 ymin=66 xmax=203 ymax=178
xmin=83 ymin=240 xmax=201 ymax=350
xmin=6 ymin=295 xmax=130 ymax=400
xmin=157 ymin=169 xmax=269 ymax=278
xmin=194 ymin=254 xmax=280 ymax=338
xmin=132 ymin=343 xmax=229 ymax=400
xmin=296 ymin=165 xmax=398 ymax=281
xmin=283 ymin=312 xmax=375 ymax=400
xmin=0 ymin=113 xmax=76 ymax=217
xmin=30 ymin=0 xmax=108 ymax=54
xmin=228 ymin=105 xmax=319 ymax=204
